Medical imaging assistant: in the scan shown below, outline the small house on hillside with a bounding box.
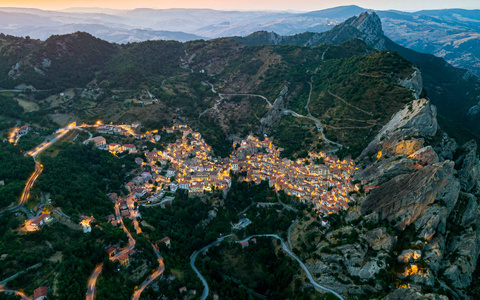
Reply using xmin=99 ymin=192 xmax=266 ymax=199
xmin=106 ymin=246 xmax=116 ymax=258
xmin=19 ymin=125 xmax=30 ymax=135
xmin=33 ymin=286 xmax=47 ymax=300
xmin=159 ymin=237 xmax=171 ymax=248
xmin=118 ymin=253 xmax=129 ymax=266
xmin=31 ymin=214 xmax=52 ymax=228
xmin=86 ymin=136 xmax=106 ymax=148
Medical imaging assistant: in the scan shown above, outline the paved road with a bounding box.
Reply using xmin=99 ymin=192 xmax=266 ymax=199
xmin=221 ymin=93 xmax=272 ymax=107
xmin=0 ymin=162 xmax=42 ymax=216
xmin=86 ymin=264 xmax=103 ymax=300
xmin=20 ymin=162 xmax=43 ymax=205
xmin=141 ymin=197 xmax=175 ymax=208
xmin=191 ymin=234 xmax=344 ymax=300
xmin=237 ymin=235 xmax=344 ymax=300
xmin=287 ymin=218 xmax=298 ymax=251
xmin=27 ymin=125 xmax=74 ymax=158
xmin=0 ymin=285 xmax=29 ymax=300
xmin=132 ymin=245 xmax=165 ymax=300
xmin=0 ymin=263 xmax=42 ymax=285
xmin=111 ymin=203 xmax=136 ymax=262
xmin=85 ymin=201 xmax=137 ymax=300
xmin=190 ymin=234 xmax=233 ymax=300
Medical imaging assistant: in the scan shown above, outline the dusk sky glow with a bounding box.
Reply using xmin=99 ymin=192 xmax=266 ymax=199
xmin=0 ymin=0 xmax=478 ymax=11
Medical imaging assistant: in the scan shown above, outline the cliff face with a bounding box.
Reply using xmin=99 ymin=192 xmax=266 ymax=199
xmin=357 ymin=93 xmax=480 ymax=297
xmin=306 ymin=87 xmax=480 ymax=298
xmin=360 ymin=161 xmax=459 ymax=231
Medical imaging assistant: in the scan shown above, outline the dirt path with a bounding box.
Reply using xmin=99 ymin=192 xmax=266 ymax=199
xmin=328 ymin=91 xmax=373 ymax=116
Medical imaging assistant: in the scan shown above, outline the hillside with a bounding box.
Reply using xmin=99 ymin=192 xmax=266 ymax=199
xmin=1 ymin=6 xmax=480 ymax=77
xmin=0 ymin=10 xmax=480 ymax=300
xmin=2 ymin=32 xmax=118 ymax=90
xmin=0 ymin=12 xmax=475 ymax=160
xmin=234 ymin=12 xmax=480 ymax=150
xmin=0 ymin=29 xmax=418 ymax=159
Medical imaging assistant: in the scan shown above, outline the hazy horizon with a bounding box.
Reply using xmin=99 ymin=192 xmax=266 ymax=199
xmin=0 ymin=0 xmax=478 ymax=12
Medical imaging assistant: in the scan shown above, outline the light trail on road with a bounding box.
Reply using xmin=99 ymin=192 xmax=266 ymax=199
xmin=0 ymin=285 xmax=29 ymax=300
xmin=86 ymin=264 xmax=103 ymax=300
xmin=19 ymin=162 xmax=43 ymax=205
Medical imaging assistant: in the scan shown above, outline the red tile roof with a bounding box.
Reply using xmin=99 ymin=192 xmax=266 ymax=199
xmin=33 ymin=286 xmax=47 ymax=300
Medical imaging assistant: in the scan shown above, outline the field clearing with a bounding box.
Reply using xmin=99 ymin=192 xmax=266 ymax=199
xmin=38 ymin=129 xmax=82 ymax=158
xmin=15 ymin=98 xmax=40 ymax=112
xmin=49 ymin=113 xmax=75 ymax=127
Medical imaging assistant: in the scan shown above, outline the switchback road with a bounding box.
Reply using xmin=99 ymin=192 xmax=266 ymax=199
xmin=191 ymin=234 xmax=344 ymax=300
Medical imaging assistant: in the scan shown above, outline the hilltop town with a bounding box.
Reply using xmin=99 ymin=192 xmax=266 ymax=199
xmin=89 ymin=123 xmax=366 ymax=215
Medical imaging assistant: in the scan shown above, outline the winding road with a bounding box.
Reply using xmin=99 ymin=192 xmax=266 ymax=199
xmin=191 ymin=234 xmax=344 ymax=300
xmin=132 ymin=245 xmax=164 ymax=300
xmin=0 ymin=285 xmax=29 ymax=300
xmin=86 ymin=264 xmax=103 ymax=300
xmin=190 ymin=234 xmax=233 ymax=300
xmin=199 ymin=82 xmax=273 ymax=119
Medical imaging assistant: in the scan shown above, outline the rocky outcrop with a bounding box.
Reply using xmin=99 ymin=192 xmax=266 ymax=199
xmin=359 ymin=98 xmax=437 ymax=164
xmin=384 ymin=287 xmax=449 ymax=300
xmin=362 ymin=227 xmax=395 ymax=251
xmin=398 ymin=67 xmax=423 ymax=99
xmin=444 ymin=230 xmax=480 ymax=289
xmin=455 ymin=140 xmax=480 ymax=194
xmin=409 ymin=146 xmax=439 ymax=166
xmin=347 ymin=12 xmax=386 ymax=49
xmin=398 ymin=249 xmax=422 ymax=263
xmin=360 ymin=161 xmax=459 ymax=230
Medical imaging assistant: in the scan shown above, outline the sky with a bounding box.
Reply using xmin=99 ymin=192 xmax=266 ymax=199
xmin=0 ymin=0 xmax=478 ymax=11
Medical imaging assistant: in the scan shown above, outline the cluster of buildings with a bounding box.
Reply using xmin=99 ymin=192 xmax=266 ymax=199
xmin=230 ymin=136 xmax=361 ymax=214
xmin=99 ymin=123 xmax=367 ymax=216
xmin=88 ymin=123 xmax=162 ymax=155
xmin=138 ymin=125 xmax=233 ymax=197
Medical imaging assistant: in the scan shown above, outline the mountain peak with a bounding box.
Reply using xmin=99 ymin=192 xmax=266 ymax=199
xmin=345 ymin=11 xmax=385 ymax=48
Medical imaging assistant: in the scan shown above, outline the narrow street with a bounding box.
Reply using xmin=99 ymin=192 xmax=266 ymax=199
xmin=111 ymin=203 xmax=136 ymax=262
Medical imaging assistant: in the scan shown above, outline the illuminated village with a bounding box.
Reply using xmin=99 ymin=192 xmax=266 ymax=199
xmin=93 ymin=123 xmax=366 ymax=215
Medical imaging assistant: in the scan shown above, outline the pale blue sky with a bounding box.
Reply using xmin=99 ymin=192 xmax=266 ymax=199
xmin=0 ymin=0 xmax=478 ymax=11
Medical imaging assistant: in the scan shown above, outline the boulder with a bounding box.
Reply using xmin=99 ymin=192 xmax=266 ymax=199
xmin=362 ymin=227 xmax=395 ymax=251
xmin=339 ymin=243 xmax=382 ymax=279
xmin=461 ymin=194 xmax=479 ymax=228
xmin=413 ymin=204 xmax=449 ymax=240
xmin=444 ymin=230 xmax=480 ymax=289
xmin=423 ymin=235 xmax=445 ymax=273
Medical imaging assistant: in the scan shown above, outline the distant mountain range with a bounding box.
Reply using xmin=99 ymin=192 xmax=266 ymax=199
xmin=0 ymin=5 xmax=479 ymax=76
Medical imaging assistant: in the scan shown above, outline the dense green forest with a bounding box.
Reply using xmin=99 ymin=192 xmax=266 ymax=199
xmin=0 ymin=95 xmax=23 ymax=133
xmin=0 ymin=141 xmax=35 ymax=207
xmin=35 ymin=144 xmax=129 ymax=217
xmin=198 ymin=237 xmax=316 ymax=299
xmin=100 ymin=40 xmax=185 ymax=89
xmin=0 ymin=215 xmax=107 ymax=299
